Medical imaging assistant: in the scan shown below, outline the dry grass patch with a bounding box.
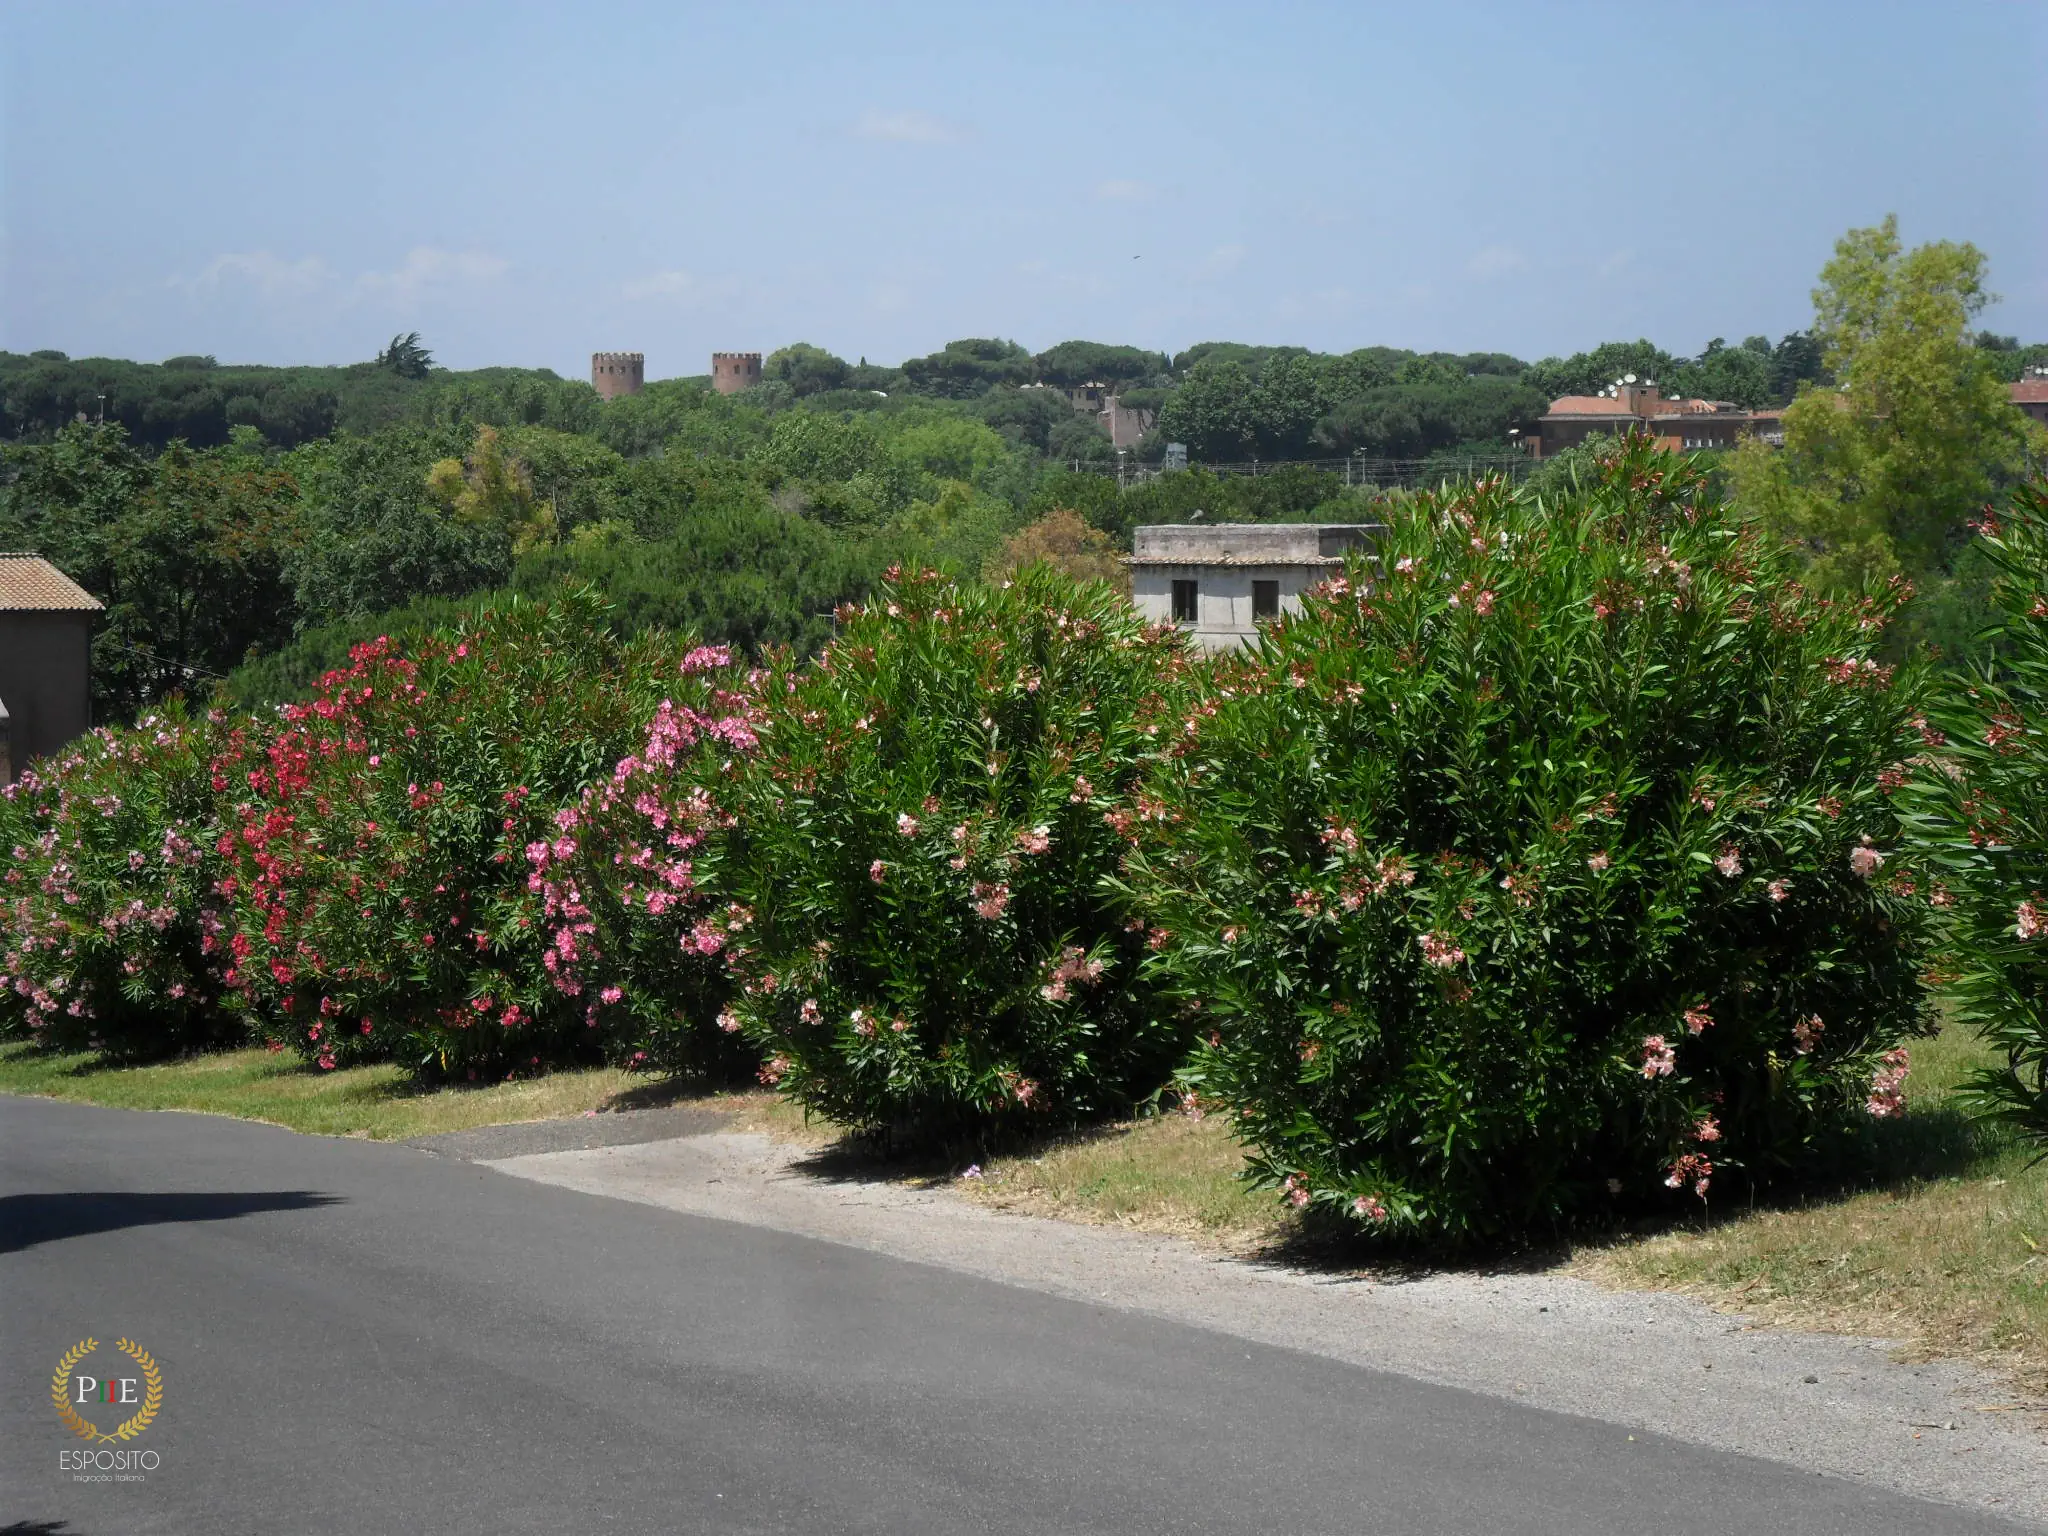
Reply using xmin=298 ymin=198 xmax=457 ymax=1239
xmin=697 ymin=1086 xmax=838 ymax=1147
xmin=954 ymin=1112 xmax=1284 ymax=1249
xmin=1573 ymin=1029 xmax=2048 ymax=1397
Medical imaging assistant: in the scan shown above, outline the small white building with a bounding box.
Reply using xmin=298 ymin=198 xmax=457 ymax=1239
xmin=1128 ymin=522 xmax=1382 ymax=651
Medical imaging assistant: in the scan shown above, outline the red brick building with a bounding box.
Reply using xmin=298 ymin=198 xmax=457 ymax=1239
xmin=2012 ymin=375 xmax=2048 ymax=430
xmin=1529 ymin=378 xmax=1781 ymax=458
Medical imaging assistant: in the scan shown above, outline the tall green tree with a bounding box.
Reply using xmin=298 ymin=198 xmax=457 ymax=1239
xmin=763 ymin=343 xmax=850 ymax=397
xmin=377 ymin=332 xmax=435 ymax=380
xmin=1729 ymin=215 xmax=2046 ymax=591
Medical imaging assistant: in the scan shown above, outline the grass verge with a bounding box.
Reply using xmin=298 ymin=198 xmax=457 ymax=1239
xmin=0 ymin=1041 xmax=646 ymax=1141
xmin=950 ymin=1112 xmax=1284 ymax=1249
xmin=1570 ymin=1028 xmax=2048 ymax=1397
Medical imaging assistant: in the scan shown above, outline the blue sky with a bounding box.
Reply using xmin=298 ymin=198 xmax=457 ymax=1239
xmin=3 ymin=1 xmax=2042 ymax=378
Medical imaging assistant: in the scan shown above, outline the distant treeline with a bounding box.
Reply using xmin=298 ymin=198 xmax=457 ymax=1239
xmin=4 ymin=298 xmax=2041 ymax=724
xmin=20 ymin=322 xmax=2027 ymax=464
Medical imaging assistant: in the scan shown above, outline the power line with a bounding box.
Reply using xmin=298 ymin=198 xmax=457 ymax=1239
xmin=104 ymin=640 xmax=229 ymax=683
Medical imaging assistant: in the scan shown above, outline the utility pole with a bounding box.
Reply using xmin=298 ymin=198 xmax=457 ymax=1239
xmin=95 ymin=393 xmax=107 ymax=424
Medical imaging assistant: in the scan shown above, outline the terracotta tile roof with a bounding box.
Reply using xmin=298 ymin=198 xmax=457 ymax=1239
xmin=0 ymin=556 xmax=103 ymax=612
xmin=2012 ymin=379 xmax=2048 ymax=404
xmin=1542 ymin=396 xmax=1639 ymax=417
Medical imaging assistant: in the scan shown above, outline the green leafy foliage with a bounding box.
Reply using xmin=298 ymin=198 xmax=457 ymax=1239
xmin=900 ymin=338 xmax=1034 ymax=399
xmin=1130 ymin=442 xmax=1934 ymax=1241
xmin=713 ymin=566 xmax=1193 ymax=1137
xmin=1904 ymin=481 xmax=2048 ymax=1147
xmin=285 ymin=423 xmax=511 ymax=624
xmin=0 ymin=424 xmax=302 ymax=717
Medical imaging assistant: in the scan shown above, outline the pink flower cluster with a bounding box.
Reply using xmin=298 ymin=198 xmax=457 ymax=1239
xmin=1664 ymin=1151 xmax=1712 ymax=1197
xmin=1039 ymin=944 xmax=1106 ymax=1002
xmin=1341 ymin=853 xmax=1415 ymax=910
xmin=2017 ymin=900 xmax=2043 ymax=941
xmin=1417 ymin=930 xmax=1465 ymax=969
xmin=1866 ymin=1046 xmax=1909 ymax=1118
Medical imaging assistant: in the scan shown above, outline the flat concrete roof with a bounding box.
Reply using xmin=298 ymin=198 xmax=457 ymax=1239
xmin=1128 ymin=522 xmax=1384 ymax=566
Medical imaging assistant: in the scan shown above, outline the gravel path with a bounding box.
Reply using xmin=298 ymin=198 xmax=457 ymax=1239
xmin=486 ymin=1129 xmax=2048 ymax=1527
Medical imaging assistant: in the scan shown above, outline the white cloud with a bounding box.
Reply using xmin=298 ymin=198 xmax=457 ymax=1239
xmin=189 ymin=250 xmax=333 ymax=298
xmin=621 ymin=269 xmax=697 ymax=301
xmin=868 ymin=282 xmax=912 ymax=313
xmin=1093 ymin=179 xmax=1156 ymax=202
xmin=1193 ymin=244 xmax=1247 ymax=280
xmin=355 ymin=247 xmax=509 ymax=300
xmin=853 ymin=108 xmax=966 ymax=144
xmin=621 ymin=269 xmax=744 ymax=309
xmin=1466 ymin=245 xmax=1526 ymax=280
xmin=1597 ymin=246 xmax=1636 ymax=279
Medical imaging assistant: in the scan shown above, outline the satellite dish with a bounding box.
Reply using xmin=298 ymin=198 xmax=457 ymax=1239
xmin=1623 ymin=373 xmax=1638 ymax=384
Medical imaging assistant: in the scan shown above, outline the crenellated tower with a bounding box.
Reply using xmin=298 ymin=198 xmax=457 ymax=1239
xmin=591 ymin=352 xmax=644 ymax=400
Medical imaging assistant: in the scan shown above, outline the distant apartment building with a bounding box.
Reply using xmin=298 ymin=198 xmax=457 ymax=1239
xmin=1128 ymin=522 xmax=1382 ymax=651
xmin=0 ymin=555 xmax=101 ymax=787
xmin=1032 ymin=382 xmax=1157 ymax=451
xmin=1528 ymin=377 xmax=1782 ymax=458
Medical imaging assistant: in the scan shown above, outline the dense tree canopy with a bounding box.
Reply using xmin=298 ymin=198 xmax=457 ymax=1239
xmin=4 ymin=239 xmax=2041 ymax=732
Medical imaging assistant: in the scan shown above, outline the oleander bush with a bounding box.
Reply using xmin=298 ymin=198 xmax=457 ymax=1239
xmin=1905 ymin=480 xmax=2048 ymax=1149
xmin=522 ymin=643 xmax=762 ymax=1077
xmin=0 ymin=703 xmax=238 ymax=1058
xmin=210 ymin=592 xmax=692 ymax=1079
xmin=711 ymin=564 xmax=1193 ymax=1138
xmin=1131 ymin=441 xmax=1936 ymax=1241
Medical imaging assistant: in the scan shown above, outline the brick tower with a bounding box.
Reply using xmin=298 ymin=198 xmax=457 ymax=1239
xmin=591 ymin=352 xmax=644 ymax=401
xmin=711 ymin=352 xmax=763 ymax=395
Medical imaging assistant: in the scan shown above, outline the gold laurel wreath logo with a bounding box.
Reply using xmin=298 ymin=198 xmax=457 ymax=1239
xmin=50 ymin=1337 xmax=163 ymax=1443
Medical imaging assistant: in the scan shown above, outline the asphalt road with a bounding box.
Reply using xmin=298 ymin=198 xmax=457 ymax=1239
xmin=1 ymin=1096 xmax=2031 ymax=1536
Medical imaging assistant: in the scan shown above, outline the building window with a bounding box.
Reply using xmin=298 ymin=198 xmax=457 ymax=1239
xmin=1171 ymin=579 xmax=1198 ymax=624
xmin=1252 ymin=579 xmax=1280 ymax=620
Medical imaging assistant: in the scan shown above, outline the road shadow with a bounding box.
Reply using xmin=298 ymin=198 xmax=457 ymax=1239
xmin=0 ymin=1191 xmax=344 ymax=1255
xmin=782 ymin=1118 xmax=1112 ymax=1188
xmin=3 ymin=1523 xmax=82 ymax=1535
